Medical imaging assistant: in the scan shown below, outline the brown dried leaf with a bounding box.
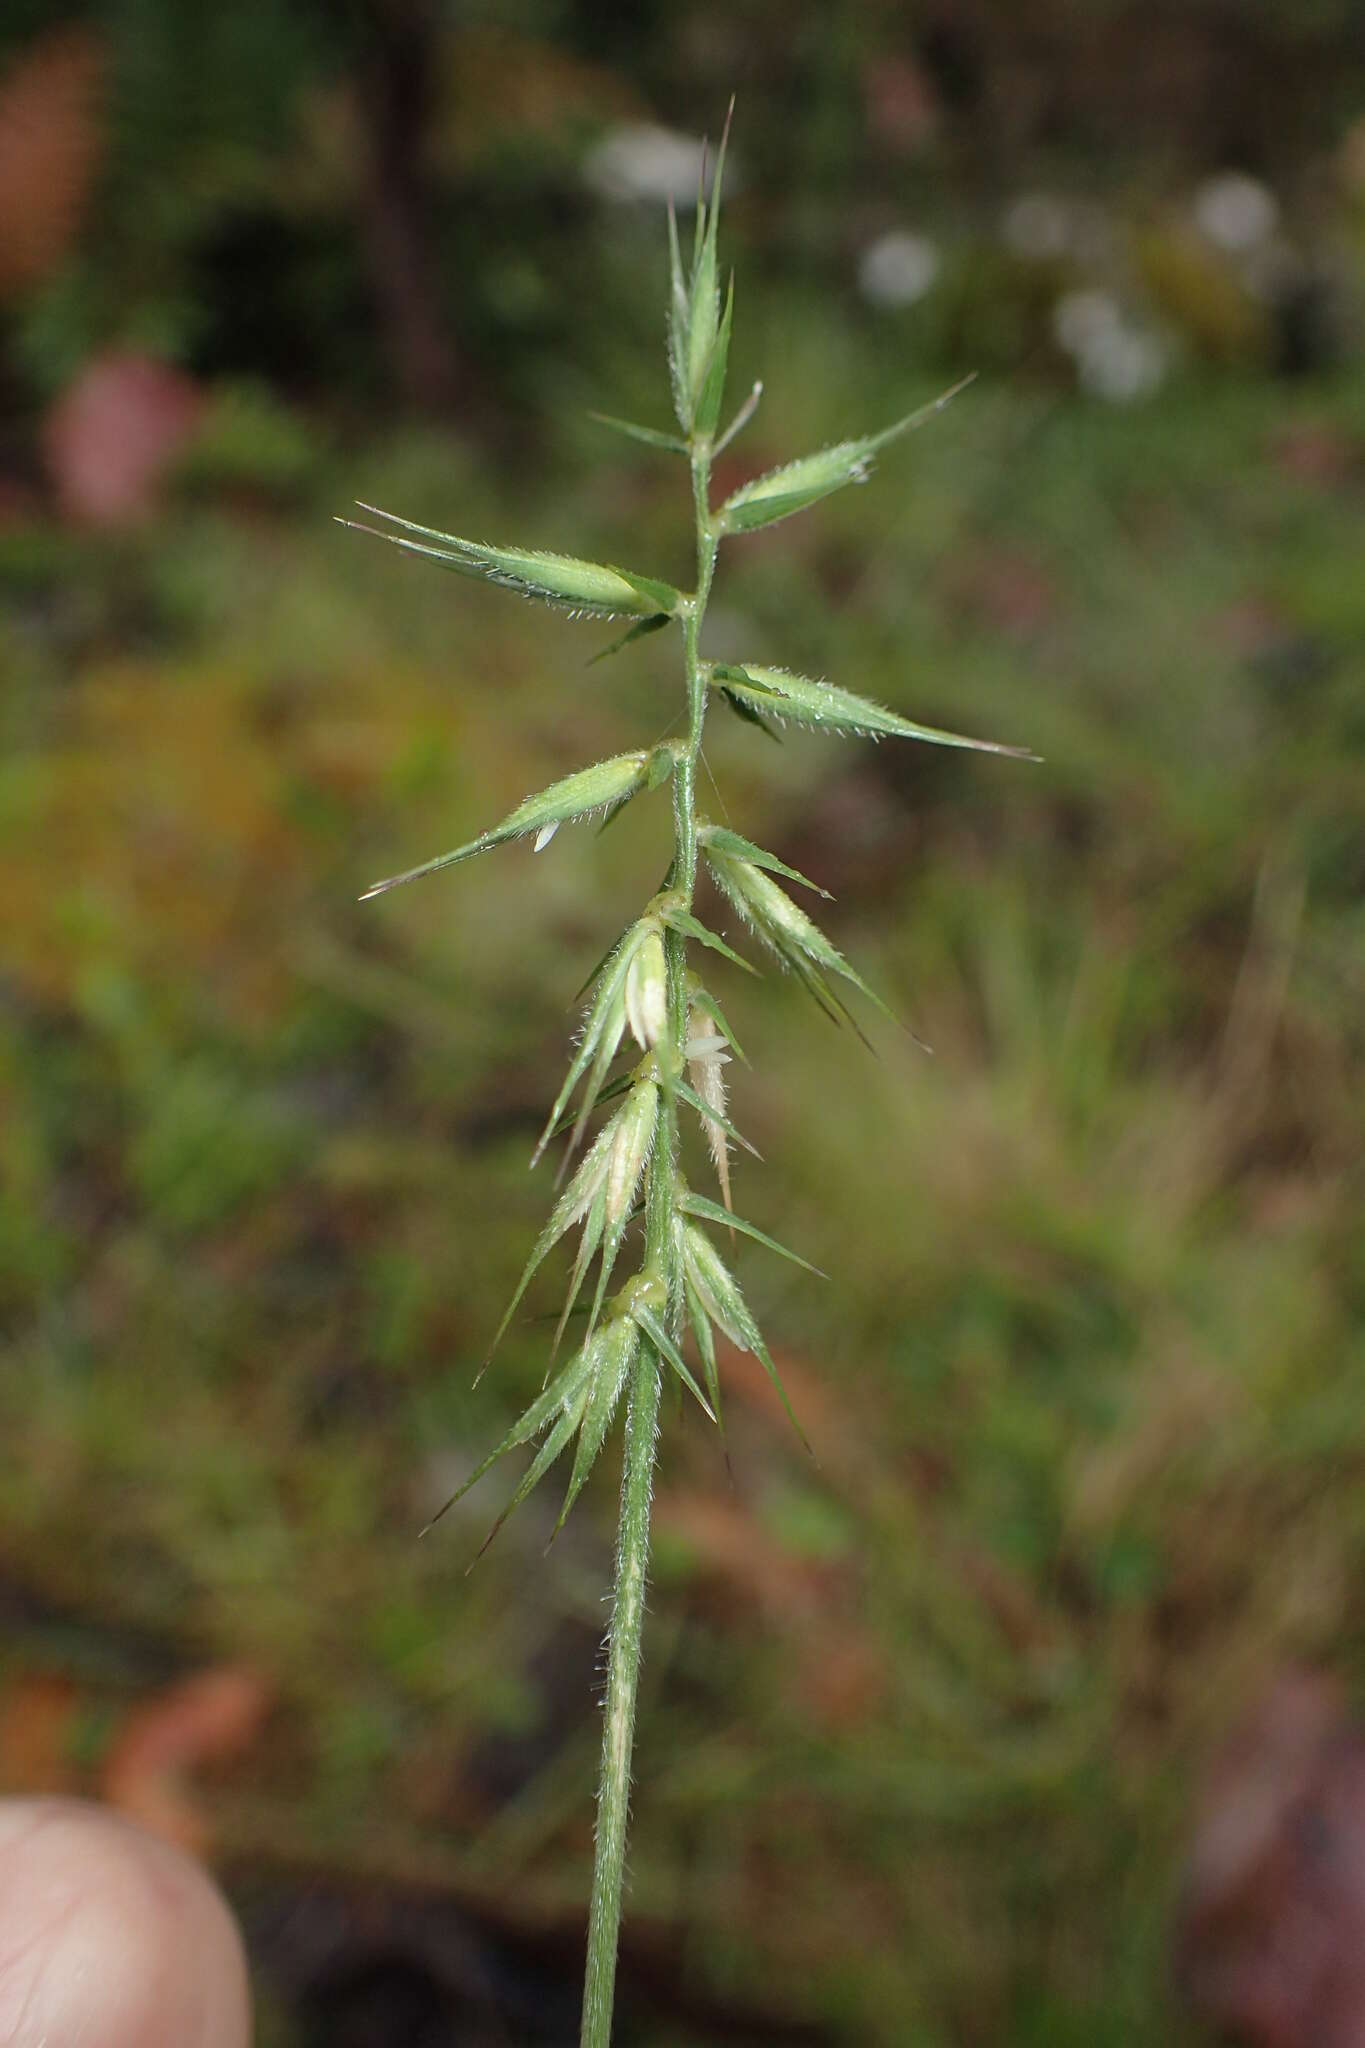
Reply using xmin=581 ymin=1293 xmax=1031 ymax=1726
xmin=0 ymin=29 xmax=103 ymax=300
xmin=0 ymin=1673 xmax=80 ymax=1795
xmin=101 ymin=1666 xmax=272 ymax=1856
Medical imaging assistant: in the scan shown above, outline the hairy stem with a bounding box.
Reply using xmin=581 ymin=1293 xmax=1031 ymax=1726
xmin=580 ymin=438 xmax=716 ymax=2048
xmin=579 ymin=1339 xmax=661 ymax=2044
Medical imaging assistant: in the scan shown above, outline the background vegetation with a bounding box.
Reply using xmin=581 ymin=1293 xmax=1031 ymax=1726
xmin=2 ymin=4 xmax=1365 ymax=2042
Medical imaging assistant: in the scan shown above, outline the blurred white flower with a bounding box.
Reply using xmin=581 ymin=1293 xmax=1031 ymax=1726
xmin=585 ymin=124 xmax=711 ymax=207
xmin=1193 ymin=172 xmax=1279 ymax=254
xmin=1002 ymin=193 xmax=1072 ymax=261
xmin=1053 ymin=290 xmax=1166 ymax=403
xmin=1077 ymin=326 xmax=1167 ymax=403
xmin=858 ymin=229 xmax=941 ymax=309
xmin=1052 ymin=288 xmax=1122 ymax=355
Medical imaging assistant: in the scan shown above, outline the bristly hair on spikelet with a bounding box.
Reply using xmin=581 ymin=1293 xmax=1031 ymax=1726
xmin=341 ymin=98 xmax=1035 ymax=2048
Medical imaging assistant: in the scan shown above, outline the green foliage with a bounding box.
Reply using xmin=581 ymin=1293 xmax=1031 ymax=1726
xmin=172 ymin=381 xmax=327 ymax=502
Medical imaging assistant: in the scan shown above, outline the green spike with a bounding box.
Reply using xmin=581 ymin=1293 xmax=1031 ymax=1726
xmin=421 ymin=1344 xmax=597 ymax=1534
xmin=673 ymin=1077 xmax=762 ymax=1160
xmin=567 ymin=1016 xmax=633 ymax=1164
xmin=483 ymin=1115 xmax=619 ymax=1368
xmin=554 ymin=1320 xmax=638 ymax=1535
xmin=589 ymin=413 xmax=688 ymax=455
xmin=344 ymin=504 xmax=681 ymax=617
xmin=682 ymin=1224 xmax=813 ymax=1458
xmin=714 ymin=377 xmax=763 ymax=456
xmin=698 ymin=821 xmax=833 ymax=897
xmin=362 ymin=752 xmax=650 ymax=901
xmin=694 ymin=272 xmax=734 ymax=439
xmin=632 ymin=1307 xmax=715 ymax=1421
xmin=708 ymin=663 xmax=1035 ymax=760
xmin=686 ymin=107 xmax=731 ymax=414
xmin=705 ymin=848 xmax=898 ymax=1039
xmin=684 ymin=1277 xmax=723 ymax=1429
xmin=659 ymin=904 xmax=757 ymax=973
xmin=689 ymin=983 xmax=748 ymax=1065
xmin=473 ymin=1378 xmax=594 ymax=1563
xmin=588 ymin=613 xmax=672 ymax=666
xmin=532 ymin=942 xmax=638 ymax=1168
xmin=719 ymin=686 xmax=783 ymax=742
xmin=584 ymin=1083 xmax=659 ymax=1341
xmin=554 ymin=1182 xmax=606 ymax=1354
xmin=666 ymin=199 xmax=690 ymax=431
xmin=681 ymin=1192 xmax=826 ymax=1275
xmin=715 ymin=375 xmax=977 ymax=537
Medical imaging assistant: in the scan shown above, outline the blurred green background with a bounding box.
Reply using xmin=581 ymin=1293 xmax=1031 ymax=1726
xmin=3 ymin=4 xmax=1365 ymax=2043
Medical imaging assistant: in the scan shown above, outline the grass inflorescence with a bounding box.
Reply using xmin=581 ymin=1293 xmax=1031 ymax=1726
xmin=345 ymin=107 xmax=1030 ymax=2047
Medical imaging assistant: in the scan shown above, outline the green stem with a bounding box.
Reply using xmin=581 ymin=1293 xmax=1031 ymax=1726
xmin=579 ymin=438 xmax=716 ymax=2048
xmin=579 ymin=1338 xmax=661 ymax=2044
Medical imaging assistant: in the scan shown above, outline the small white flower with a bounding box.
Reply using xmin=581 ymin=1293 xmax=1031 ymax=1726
xmin=1052 ymin=288 xmax=1123 ymax=357
xmin=858 ymin=229 xmax=941 ymax=310
xmin=1076 ymin=326 xmax=1167 ymax=404
xmin=1193 ymin=172 xmax=1279 ymax=254
xmin=1053 ymin=290 xmax=1166 ymax=405
xmin=585 ymin=124 xmax=711 ymax=207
